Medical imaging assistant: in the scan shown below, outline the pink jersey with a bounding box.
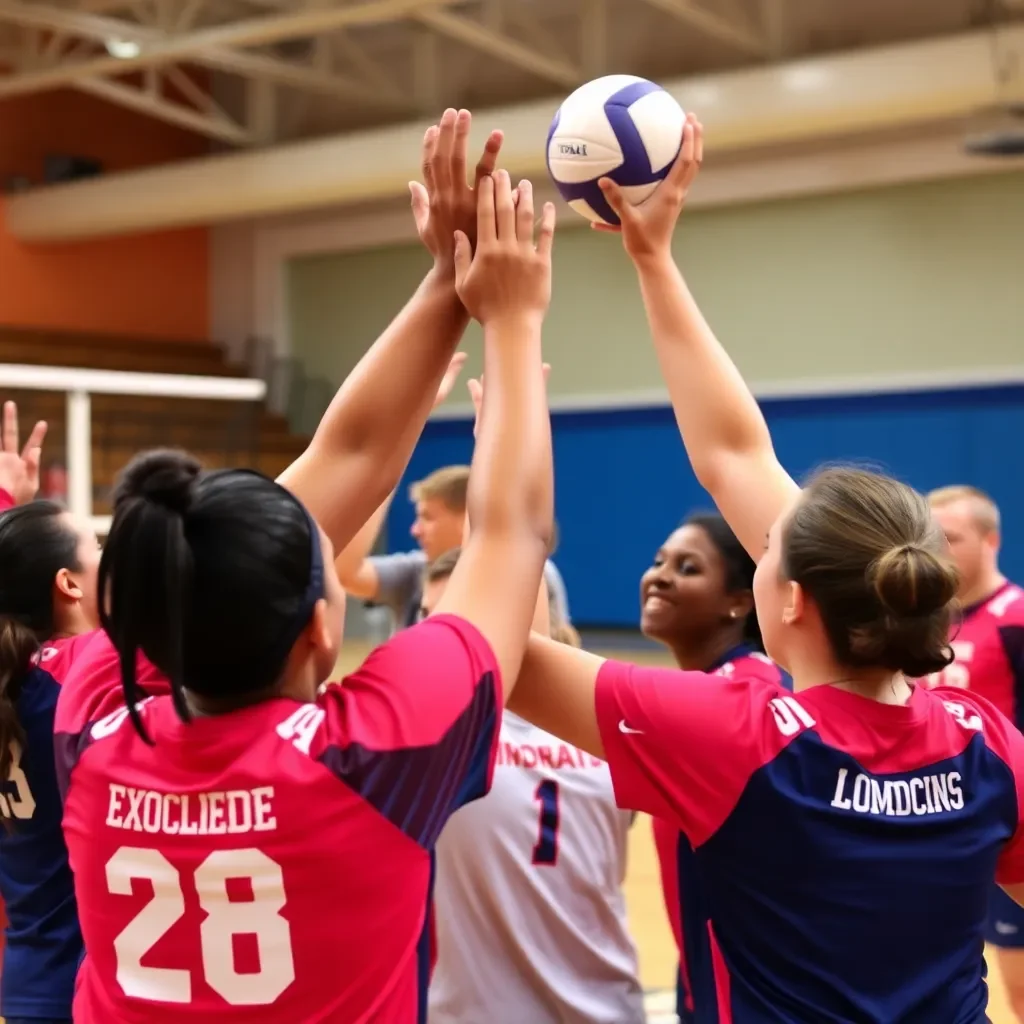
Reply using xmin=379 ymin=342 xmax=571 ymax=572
xmin=54 ymin=615 xmax=501 ymax=1024
xmin=597 ymin=660 xmax=1024 ymax=1023
xmin=649 ymin=648 xmax=788 ymax=1020
xmin=923 ymin=581 xmax=1024 ymax=729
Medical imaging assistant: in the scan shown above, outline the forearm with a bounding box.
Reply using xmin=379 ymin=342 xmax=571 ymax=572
xmin=634 ymin=253 xmax=774 ymax=484
xmin=334 ymin=492 xmax=393 ymax=582
xmin=303 ymin=267 xmax=466 ymax=476
xmin=467 ymin=316 xmax=552 ymax=548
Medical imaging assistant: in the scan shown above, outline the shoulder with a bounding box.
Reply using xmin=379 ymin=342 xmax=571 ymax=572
xmin=56 ymin=631 xmax=168 ymax=735
xmin=983 ymin=583 xmax=1024 ymax=625
xmin=370 ymin=549 xmax=427 ymax=570
xmin=926 ymin=685 xmax=1021 ymax=764
xmin=720 ymin=651 xmax=787 ymax=688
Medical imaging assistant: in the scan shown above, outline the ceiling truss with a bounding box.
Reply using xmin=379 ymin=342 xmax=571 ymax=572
xmin=0 ymin=0 xmax=774 ymax=147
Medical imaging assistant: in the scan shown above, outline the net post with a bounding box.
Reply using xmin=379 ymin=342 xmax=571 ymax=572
xmin=65 ymin=389 xmax=93 ymax=523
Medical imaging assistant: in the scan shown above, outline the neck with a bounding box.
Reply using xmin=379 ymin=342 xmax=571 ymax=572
xmin=959 ymin=570 xmax=1006 ymax=609
xmin=667 ymin=628 xmax=747 ymax=672
xmin=787 ymin=650 xmax=912 ymax=705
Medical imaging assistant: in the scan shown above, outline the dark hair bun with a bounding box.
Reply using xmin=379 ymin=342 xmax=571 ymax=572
xmin=114 ymin=450 xmax=202 ymax=516
xmin=870 ymin=543 xmax=959 ymax=618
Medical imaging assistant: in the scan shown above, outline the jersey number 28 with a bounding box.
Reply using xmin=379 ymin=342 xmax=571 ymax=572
xmin=107 ymin=846 xmax=294 ymax=1006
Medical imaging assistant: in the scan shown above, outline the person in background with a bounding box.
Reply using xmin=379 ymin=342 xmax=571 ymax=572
xmin=639 ymin=512 xmax=789 ymax=1022
xmin=928 ymin=484 xmax=1024 ymax=1021
xmin=335 ymin=419 xmax=571 ymax=631
xmin=425 ymin=547 xmax=644 ymax=1024
xmin=0 ymin=107 xmax=508 ymax=1024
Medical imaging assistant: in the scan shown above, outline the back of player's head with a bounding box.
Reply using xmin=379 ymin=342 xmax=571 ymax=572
xmin=0 ymin=501 xmax=81 ymax=781
xmin=782 ymin=467 xmax=958 ymax=678
xmin=409 ymin=465 xmax=470 ymax=512
xmin=100 ymin=449 xmax=329 ymax=740
xmin=685 ymin=512 xmax=762 ymax=650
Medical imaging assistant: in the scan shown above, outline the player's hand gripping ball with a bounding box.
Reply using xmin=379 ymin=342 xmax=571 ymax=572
xmin=546 ymin=75 xmax=685 ymax=226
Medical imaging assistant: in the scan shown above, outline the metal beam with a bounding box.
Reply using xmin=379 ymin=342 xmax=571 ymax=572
xmin=0 ymin=0 xmax=460 ymax=92
xmin=637 ymin=0 xmax=767 ymax=55
xmin=414 ymin=7 xmax=581 ymax=87
xmin=0 ymin=0 xmax=414 ymax=108
xmin=72 ymin=76 xmax=252 ymax=144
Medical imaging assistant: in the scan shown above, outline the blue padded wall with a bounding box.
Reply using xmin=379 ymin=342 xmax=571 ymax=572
xmin=387 ymin=385 xmax=1024 ymax=628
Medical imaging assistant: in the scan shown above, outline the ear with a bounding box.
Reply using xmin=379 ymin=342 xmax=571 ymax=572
xmin=306 ymin=599 xmax=334 ymax=655
xmin=54 ymin=567 xmax=84 ymax=602
xmin=728 ymin=590 xmax=755 ymax=621
xmin=781 ymin=580 xmax=804 ymax=626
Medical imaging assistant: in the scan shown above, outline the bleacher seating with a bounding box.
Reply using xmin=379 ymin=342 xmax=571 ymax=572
xmin=0 ymin=327 xmax=310 ymax=514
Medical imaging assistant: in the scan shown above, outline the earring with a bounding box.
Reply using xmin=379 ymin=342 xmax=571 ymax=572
xmin=729 ymin=610 xmax=739 ymax=619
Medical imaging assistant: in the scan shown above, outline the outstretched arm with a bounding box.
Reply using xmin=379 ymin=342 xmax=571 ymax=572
xmin=333 ymin=352 xmax=468 ymax=599
xmin=597 ymin=116 xmax=800 ymax=561
xmin=279 ymin=110 xmax=500 ymax=553
xmin=435 ymin=173 xmax=556 ymax=695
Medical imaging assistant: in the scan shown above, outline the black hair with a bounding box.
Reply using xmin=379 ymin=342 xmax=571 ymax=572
xmin=684 ymin=511 xmax=763 ymax=650
xmin=98 ymin=450 xmax=324 ymax=741
xmin=0 ymin=502 xmax=81 ymax=780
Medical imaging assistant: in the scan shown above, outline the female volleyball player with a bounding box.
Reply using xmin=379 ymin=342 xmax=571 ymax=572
xmin=56 ymin=166 xmax=556 ymax=1024
xmin=640 ymin=513 xmax=787 ymax=1022
xmin=0 ymin=108 xmax=507 ymax=1022
xmin=426 ymin=461 xmax=643 ymax=1018
xmin=502 ymin=115 xmax=1024 ymax=1023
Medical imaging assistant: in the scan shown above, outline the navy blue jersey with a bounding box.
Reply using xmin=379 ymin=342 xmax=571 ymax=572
xmin=0 ymin=632 xmax=95 ymax=1018
xmin=598 ymin=661 xmax=1024 ymax=1023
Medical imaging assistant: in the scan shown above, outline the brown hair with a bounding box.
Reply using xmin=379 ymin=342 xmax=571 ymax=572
xmin=783 ymin=467 xmax=959 ymax=678
xmin=928 ymin=484 xmax=1000 ymax=534
xmin=409 ymin=466 xmax=470 ymax=513
xmin=424 ymin=547 xmax=462 ymax=583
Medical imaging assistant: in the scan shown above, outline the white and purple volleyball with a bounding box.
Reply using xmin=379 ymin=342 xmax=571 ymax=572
xmin=546 ymin=75 xmax=685 ymax=226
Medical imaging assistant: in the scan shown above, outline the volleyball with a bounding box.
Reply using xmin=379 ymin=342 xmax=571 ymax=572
xmin=545 ymin=75 xmax=686 ymax=226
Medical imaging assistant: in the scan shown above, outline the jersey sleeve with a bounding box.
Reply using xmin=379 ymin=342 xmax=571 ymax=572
xmin=369 ymin=550 xmax=426 ymax=617
xmin=595 ymin=659 xmax=785 ymax=846
xmin=314 ymin=613 xmax=501 ymax=849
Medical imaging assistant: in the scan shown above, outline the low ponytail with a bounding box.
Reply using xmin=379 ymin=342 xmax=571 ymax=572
xmin=99 ymin=450 xmax=202 ymax=742
xmin=0 ymin=618 xmax=37 ymax=780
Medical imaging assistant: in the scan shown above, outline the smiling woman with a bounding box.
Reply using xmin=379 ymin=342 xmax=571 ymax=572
xmin=638 ymin=510 xmax=790 ymax=1023
xmin=639 ymin=512 xmax=762 ymax=670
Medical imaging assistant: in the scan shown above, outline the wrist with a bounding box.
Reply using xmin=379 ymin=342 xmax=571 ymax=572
xmin=631 ymin=248 xmax=675 ymax=275
xmin=481 ymin=309 xmax=545 ymax=336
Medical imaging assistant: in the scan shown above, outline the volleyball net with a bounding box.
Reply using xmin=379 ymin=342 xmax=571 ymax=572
xmin=0 ymin=363 xmax=267 ymax=536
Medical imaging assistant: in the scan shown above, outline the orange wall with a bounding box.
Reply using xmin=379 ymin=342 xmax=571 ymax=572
xmin=0 ymin=87 xmax=210 ymax=341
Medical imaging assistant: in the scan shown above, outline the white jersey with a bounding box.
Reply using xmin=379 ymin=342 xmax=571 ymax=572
xmin=430 ymin=712 xmax=644 ymax=1024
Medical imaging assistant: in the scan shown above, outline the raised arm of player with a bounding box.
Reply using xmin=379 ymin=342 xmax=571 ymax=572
xmin=597 ymin=115 xmax=800 ymax=562
xmin=333 ymin=353 xmax=467 ymax=598
xmin=433 ymin=171 xmax=556 ymax=694
xmin=278 ymin=110 xmax=499 ymax=554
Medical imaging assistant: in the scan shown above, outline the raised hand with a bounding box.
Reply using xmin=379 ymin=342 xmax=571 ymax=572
xmin=453 ymin=172 xmax=556 ymax=326
xmin=0 ymin=401 xmax=47 ymax=506
xmin=433 ymin=351 xmax=468 ymax=409
xmin=410 ymin=109 xmax=503 ymax=276
xmin=595 ymin=113 xmax=704 ymax=263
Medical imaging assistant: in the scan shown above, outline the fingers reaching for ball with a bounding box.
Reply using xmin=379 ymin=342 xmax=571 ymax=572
xmin=594 ymin=112 xmax=703 ymax=262
xmin=454 ymin=170 xmax=556 ymax=326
